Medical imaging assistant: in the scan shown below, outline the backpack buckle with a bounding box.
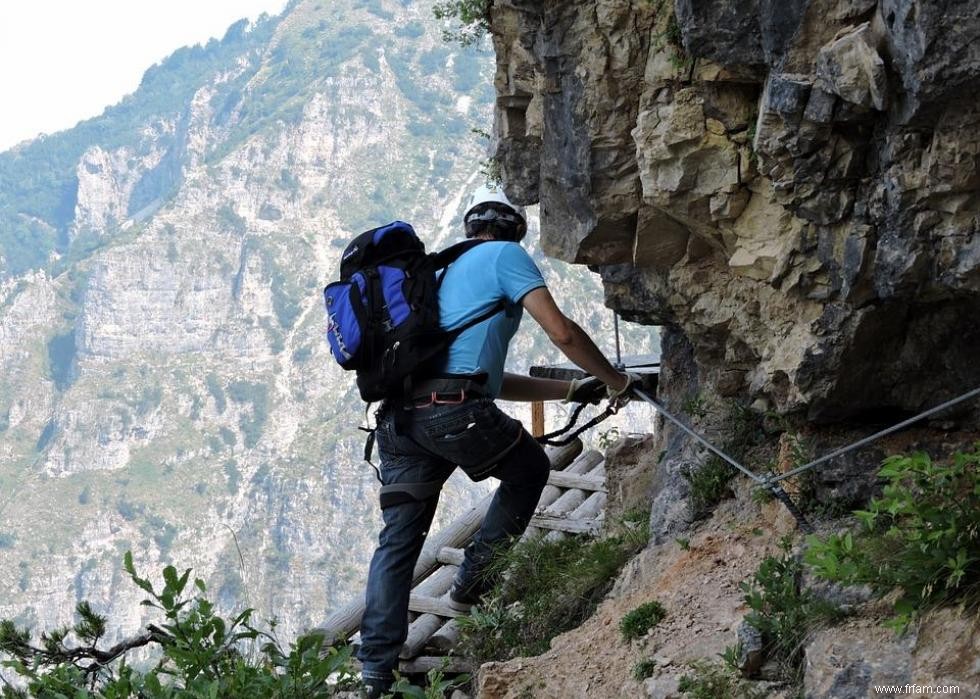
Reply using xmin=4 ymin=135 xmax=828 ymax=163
xmin=433 ymin=389 xmax=467 ymax=405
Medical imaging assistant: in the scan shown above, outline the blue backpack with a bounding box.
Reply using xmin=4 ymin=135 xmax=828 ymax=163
xmin=324 ymin=221 xmax=498 ymax=402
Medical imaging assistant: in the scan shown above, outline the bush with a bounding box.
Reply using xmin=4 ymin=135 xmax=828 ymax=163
xmin=432 ymin=0 xmax=491 ymax=46
xmin=682 ymin=457 xmax=735 ymax=515
xmin=678 ymin=661 xmax=766 ymax=699
xmin=632 ymin=658 xmax=657 ymax=681
xmin=457 ymin=513 xmax=649 ymax=664
xmin=737 ymin=538 xmax=842 ymax=684
xmin=0 ymin=553 xmax=358 ymax=696
xmin=620 ymin=600 xmax=666 ymax=641
xmin=805 ymin=446 xmax=980 ymax=629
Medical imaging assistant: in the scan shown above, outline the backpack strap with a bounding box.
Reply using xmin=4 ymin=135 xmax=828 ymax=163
xmin=446 ymin=299 xmax=506 ymax=339
xmin=431 ymin=239 xmax=488 ymax=270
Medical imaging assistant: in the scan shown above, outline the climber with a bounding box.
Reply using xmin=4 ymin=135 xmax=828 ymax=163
xmin=357 ymin=184 xmax=640 ymax=697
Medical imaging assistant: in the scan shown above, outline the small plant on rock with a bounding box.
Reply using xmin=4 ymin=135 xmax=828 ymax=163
xmin=632 ymin=657 xmax=658 ymax=681
xmin=620 ymin=600 xmax=667 ymax=641
xmin=678 ymin=660 xmax=767 ymax=699
xmin=805 ymin=446 xmax=980 ymax=630
xmin=432 ymin=0 xmax=491 ymax=46
xmin=738 ymin=537 xmax=842 ymax=684
xmin=682 ymin=457 xmax=736 ymax=515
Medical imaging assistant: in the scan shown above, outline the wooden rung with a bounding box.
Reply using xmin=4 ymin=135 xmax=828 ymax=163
xmin=529 ymin=514 xmax=601 ymax=534
xmin=399 ymin=655 xmax=474 ymax=674
xmin=546 ymin=471 xmax=606 ymax=492
xmin=408 ymin=594 xmax=467 ymax=618
xmin=437 ymin=546 xmax=465 ymax=566
xmin=428 ymin=619 xmax=461 ymax=652
xmin=400 ymin=614 xmax=447 ymax=659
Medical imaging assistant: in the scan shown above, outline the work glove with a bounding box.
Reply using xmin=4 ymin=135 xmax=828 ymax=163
xmin=607 ymin=372 xmax=642 ymax=411
xmin=564 ymin=376 xmax=606 ymax=404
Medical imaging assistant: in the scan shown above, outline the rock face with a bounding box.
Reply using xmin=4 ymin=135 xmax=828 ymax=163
xmin=804 ymin=607 xmax=980 ymax=698
xmin=489 ymin=0 xmax=980 ymax=422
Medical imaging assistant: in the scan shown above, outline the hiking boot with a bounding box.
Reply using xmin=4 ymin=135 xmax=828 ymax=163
xmin=361 ymin=678 xmax=390 ymax=699
xmin=448 ymin=578 xmax=485 ymax=612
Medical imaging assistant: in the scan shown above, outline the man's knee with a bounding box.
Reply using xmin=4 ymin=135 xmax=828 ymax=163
xmin=379 ymin=480 xmax=442 ymax=509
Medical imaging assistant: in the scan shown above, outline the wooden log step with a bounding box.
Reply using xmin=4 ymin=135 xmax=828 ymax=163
xmin=544 ymin=492 xmax=608 ymax=543
xmin=412 ymin=565 xmax=457 ymax=597
xmin=528 ymin=514 xmax=601 ymax=534
xmin=402 ymin=569 xmax=458 ymax=659
xmin=408 ymin=595 xmax=467 ymax=618
xmin=400 ymin=614 xmax=448 ymax=659
xmin=399 ymin=655 xmax=474 ymax=674
xmin=437 ymin=546 xmax=465 ymax=566
xmin=546 ymin=471 xmax=606 ymax=492
xmin=427 ymin=619 xmax=461 ymax=652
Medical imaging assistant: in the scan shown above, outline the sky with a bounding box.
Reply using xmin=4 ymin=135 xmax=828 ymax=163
xmin=0 ymin=0 xmax=289 ymax=152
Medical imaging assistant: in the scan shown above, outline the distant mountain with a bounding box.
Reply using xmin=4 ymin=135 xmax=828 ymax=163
xmin=0 ymin=0 xmax=657 ymax=658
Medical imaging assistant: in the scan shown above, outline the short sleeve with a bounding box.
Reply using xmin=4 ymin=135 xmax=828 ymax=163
xmin=495 ymin=243 xmax=547 ymax=304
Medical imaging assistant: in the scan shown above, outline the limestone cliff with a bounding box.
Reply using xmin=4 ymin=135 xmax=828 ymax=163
xmin=490 ymin=0 xmax=979 ymax=421
xmin=481 ymin=1 xmax=980 ymax=697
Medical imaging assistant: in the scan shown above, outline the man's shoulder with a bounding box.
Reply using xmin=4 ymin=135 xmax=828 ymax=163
xmin=460 ymin=240 xmax=532 ymax=263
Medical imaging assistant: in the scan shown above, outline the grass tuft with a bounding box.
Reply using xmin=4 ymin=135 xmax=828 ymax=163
xmin=620 ymin=600 xmax=667 ymax=641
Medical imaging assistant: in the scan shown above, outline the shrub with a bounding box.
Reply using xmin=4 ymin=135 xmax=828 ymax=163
xmin=620 ymin=600 xmax=667 ymax=641
xmin=678 ymin=661 xmax=766 ymax=699
xmin=806 ymin=447 xmax=980 ymax=629
xmin=0 ymin=553 xmax=358 ymax=696
xmin=738 ymin=538 xmax=842 ymax=684
xmin=682 ymin=457 xmax=735 ymax=515
xmin=457 ymin=514 xmax=649 ymax=664
xmin=389 ymin=668 xmax=470 ymax=698
xmin=632 ymin=658 xmax=657 ymax=681
xmin=432 ymin=0 xmax=491 ymax=46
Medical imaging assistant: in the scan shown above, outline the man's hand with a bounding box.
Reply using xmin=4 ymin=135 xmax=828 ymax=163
xmin=564 ymin=377 xmax=605 ymax=404
xmin=606 ymin=372 xmax=642 ymax=411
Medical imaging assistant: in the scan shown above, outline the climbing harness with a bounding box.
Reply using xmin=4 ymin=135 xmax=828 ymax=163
xmin=631 ymin=385 xmax=980 ymax=532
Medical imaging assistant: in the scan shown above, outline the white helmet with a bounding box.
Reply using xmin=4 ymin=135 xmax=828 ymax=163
xmin=463 ymin=184 xmax=528 ymax=242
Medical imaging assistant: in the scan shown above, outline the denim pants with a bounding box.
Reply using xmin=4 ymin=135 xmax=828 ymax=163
xmin=357 ymin=398 xmax=551 ymax=683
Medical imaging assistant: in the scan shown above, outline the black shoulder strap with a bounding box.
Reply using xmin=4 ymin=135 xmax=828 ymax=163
xmin=447 ymin=300 xmax=506 ymax=339
xmin=431 ymin=239 xmax=487 ymax=270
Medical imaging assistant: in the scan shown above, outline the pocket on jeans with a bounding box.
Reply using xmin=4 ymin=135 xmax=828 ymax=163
xmin=419 ymin=401 xmax=520 ymax=474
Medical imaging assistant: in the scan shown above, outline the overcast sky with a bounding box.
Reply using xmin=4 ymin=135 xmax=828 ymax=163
xmin=0 ymin=0 xmax=289 ymax=152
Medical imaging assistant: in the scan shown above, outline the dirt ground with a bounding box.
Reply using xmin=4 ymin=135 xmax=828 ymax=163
xmin=475 ymin=480 xmax=799 ymax=699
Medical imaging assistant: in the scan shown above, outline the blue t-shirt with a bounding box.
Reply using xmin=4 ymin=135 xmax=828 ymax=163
xmin=437 ymin=241 xmax=547 ymax=397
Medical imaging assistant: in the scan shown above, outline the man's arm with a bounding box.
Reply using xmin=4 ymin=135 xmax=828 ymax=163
xmin=520 ymin=287 xmax=628 ymax=391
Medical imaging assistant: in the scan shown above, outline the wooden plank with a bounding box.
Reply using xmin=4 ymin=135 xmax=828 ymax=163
xmin=546 ymin=471 xmax=606 ymax=492
xmin=531 ymin=400 xmax=545 ymax=438
xmin=399 ymin=655 xmax=474 ymax=674
xmin=412 ymin=565 xmax=456 ymax=597
xmin=408 ymin=595 xmax=467 ymax=618
xmin=529 ymin=514 xmax=601 ymax=534
xmin=437 ymin=546 xmax=465 ymax=567
xmin=523 ymin=458 xmax=603 ymax=540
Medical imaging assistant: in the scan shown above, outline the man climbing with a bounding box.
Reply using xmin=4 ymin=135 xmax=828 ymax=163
xmin=358 ymin=184 xmax=638 ymax=696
